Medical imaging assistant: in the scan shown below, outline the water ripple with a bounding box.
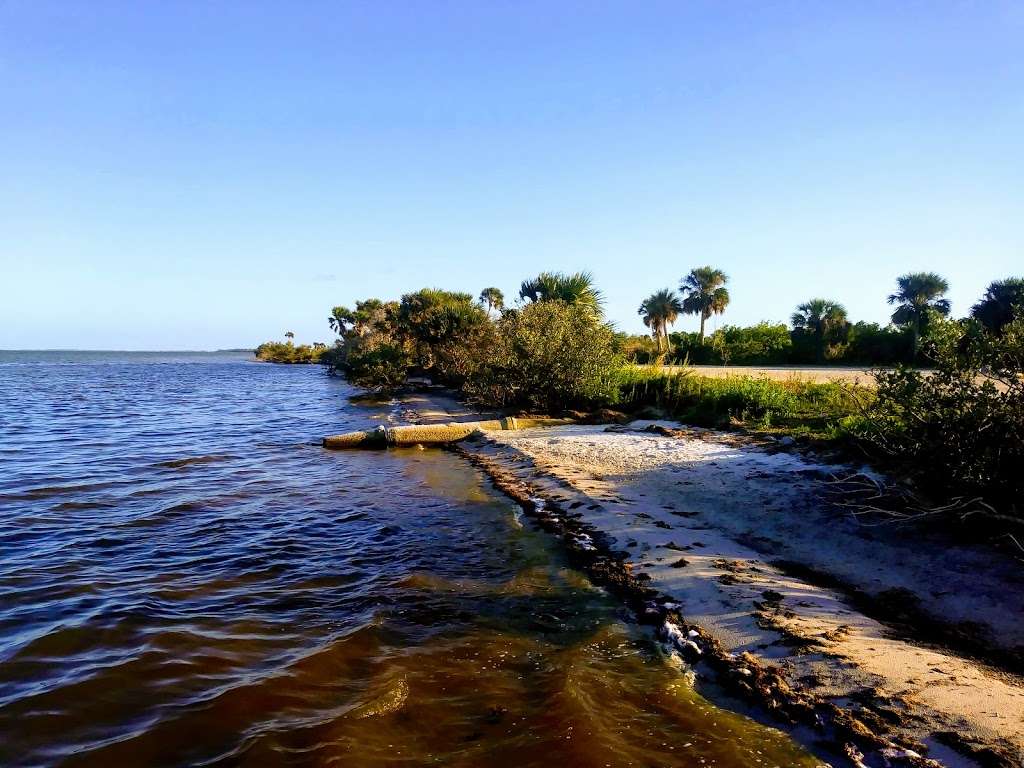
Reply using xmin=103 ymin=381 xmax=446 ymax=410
xmin=0 ymin=352 xmax=818 ymax=768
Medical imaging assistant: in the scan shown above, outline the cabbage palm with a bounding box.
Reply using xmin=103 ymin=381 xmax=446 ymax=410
xmin=791 ymin=299 xmax=848 ymax=364
xmin=888 ymin=272 xmax=951 ymax=360
xmin=478 ymin=287 xmax=505 ymax=315
xmin=638 ymin=289 xmax=683 ymax=353
xmin=328 ymin=306 xmax=356 ymax=335
xmin=519 ymin=271 xmax=603 ymax=315
xmin=971 ymin=277 xmax=1024 ymax=336
xmin=330 ymin=300 xmax=393 ymax=339
xmin=680 ymin=266 xmax=729 ymax=343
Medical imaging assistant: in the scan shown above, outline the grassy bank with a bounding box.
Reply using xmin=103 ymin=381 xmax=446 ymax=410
xmin=613 ymin=366 xmax=865 ymax=441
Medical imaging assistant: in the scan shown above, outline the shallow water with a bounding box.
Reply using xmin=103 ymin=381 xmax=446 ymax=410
xmin=0 ymin=352 xmax=818 ymax=767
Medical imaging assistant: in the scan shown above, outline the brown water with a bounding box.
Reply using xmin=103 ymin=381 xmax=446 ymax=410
xmin=0 ymin=352 xmax=819 ymax=767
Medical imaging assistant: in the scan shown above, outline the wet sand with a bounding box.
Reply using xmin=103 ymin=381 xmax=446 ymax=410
xmin=449 ymin=420 xmax=1024 ymax=767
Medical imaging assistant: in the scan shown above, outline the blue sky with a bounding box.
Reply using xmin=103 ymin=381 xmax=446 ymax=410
xmin=2 ymin=1 xmax=1021 ymax=349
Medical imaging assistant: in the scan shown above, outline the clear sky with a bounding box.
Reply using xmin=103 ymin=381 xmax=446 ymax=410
xmin=2 ymin=1 xmax=1021 ymax=350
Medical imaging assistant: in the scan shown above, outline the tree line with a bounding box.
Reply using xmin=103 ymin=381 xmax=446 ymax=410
xmin=321 ymin=272 xmax=616 ymax=410
xmin=635 ymin=270 xmax=1024 ymax=367
xmin=308 ymin=269 xmax=1022 ymax=527
xmin=259 ymin=269 xmax=1022 ymax=372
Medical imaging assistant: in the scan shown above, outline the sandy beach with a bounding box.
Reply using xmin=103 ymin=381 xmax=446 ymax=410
xmin=430 ymin=412 xmax=1024 ymax=767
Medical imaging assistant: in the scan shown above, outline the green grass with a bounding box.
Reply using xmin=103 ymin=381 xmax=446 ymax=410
xmin=613 ymin=365 xmax=867 ymax=439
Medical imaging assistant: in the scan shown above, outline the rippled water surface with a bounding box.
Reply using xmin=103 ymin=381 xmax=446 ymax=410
xmin=0 ymin=352 xmax=817 ymax=767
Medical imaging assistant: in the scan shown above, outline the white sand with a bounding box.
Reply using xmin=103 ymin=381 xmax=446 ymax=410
xmin=472 ymin=423 xmax=1024 ymax=766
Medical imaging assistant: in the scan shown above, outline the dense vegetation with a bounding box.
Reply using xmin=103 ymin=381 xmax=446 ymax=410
xmin=321 ymin=275 xmax=619 ymax=413
xmin=317 ymin=269 xmax=1023 ymax=531
xmin=254 ymin=337 xmax=326 ymax=364
xmin=640 ymin=320 xmax=916 ymax=367
xmin=627 ymin=271 xmax=1012 ymax=368
xmin=847 ymin=316 xmax=1024 ymax=520
xmin=462 ymin=301 xmax=620 ymax=411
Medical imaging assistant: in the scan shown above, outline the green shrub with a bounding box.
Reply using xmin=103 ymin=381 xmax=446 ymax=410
xmin=463 ymin=301 xmax=621 ymax=412
xmin=614 ymin=332 xmax=661 ymax=364
xmin=844 ymin=322 xmax=913 ymax=365
xmin=343 ymin=343 xmax=411 ymax=390
xmin=326 ymin=288 xmax=493 ymax=390
xmin=666 ymin=320 xmax=915 ymax=367
xmin=668 ymin=332 xmax=717 ymax=364
xmin=318 ymin=340 xmax=347 ymax=374
xmin=397 ymin=291 xmax=493 ymax=386
xmin=254 ymin=341 xmax=326 ymax=364
xmin=669 ymin=323 xmax=792 ymax=365
xmin=848 ymin=317 xmax=1024 ymax=517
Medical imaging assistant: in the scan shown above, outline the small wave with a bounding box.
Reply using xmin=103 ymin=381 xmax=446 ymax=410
xmin=353 ymin=676 xmax=409 ymax=718
xmin=52 ymin=500 xmax=116 ymax=512
xmin=120 ymin=500 xmax=207 ymax=528
xmin=154 ymin=454 xmax=233 ymax=470
xmin=5 ymin=481 xmax=117 ymax=501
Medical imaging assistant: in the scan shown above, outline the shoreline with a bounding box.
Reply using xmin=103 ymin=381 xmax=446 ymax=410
xmin=394 ymin=393 xmax=1024 ymax=767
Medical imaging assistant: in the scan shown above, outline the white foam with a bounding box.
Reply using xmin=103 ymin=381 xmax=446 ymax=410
xmin=663 ymin=619 xmax=702 ymax=657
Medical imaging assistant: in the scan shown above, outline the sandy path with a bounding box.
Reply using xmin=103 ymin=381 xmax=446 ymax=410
xmin=468 ymin=423 xmax=1024 ymax=767
xmin=389 ymin=389 xmax=499 ymax=424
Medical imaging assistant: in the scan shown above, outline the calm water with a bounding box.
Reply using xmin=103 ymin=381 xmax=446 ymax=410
xmin=0 ymin=352 xmax=817 ymax=767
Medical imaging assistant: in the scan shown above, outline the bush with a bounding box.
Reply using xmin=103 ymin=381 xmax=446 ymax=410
xmin=848 ymin=317 xmax=1024 ymax=517
xmin=400 ymin=293 xmax=493 ymax=386
xmin=669 ymin=332 xmax=718 ymax=364
xmin=343 ymin=343 xmax=411 ymax=390
xmin=718 ymin=323 xmax=792 ymax=364
xmin=844 ymin=322 xmax=913 ymax=365
xmin=669 ymin=323 xmax=792 ymax=365
xmin=463 ymin=301 xmax=621 ymax=412
xmin=788 ymin=327 xmax=851 ymax=364
xmin=254 ymin=341 xmax=326 ymax=364
xmin=614 ymin=333 xmax=661 ymax=364
xmin=326 ymin=288 xmax=493 ymax=390
xmin=318 ymin=340 xmax=347 ymax=374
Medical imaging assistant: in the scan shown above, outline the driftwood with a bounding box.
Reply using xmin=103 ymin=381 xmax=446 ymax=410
xmin=827 ymin=472 xmax=1024 ymax=556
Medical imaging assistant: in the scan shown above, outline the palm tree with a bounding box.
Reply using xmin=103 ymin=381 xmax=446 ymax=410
xmin=680 ymin=266 xmax=729 ymax=343
xmin=330 ymin=299 xmax=393 ymax=339
xmin=888 ymin=272 xmax=951 ymax=360
xmin=284 ymin=331 xmax=295 ymax=344
xmin=478 ymin=287 xmax=505 ymax=315
xmin=791 ymin=299 xmax=848 ymax=364
xmin=328 ymin=306 xmax=355 ymax=335
xmin=971 ymin=277 xmax=1024 ymax=336
xmin=518 ymin=271 xmax=603 ymax=314
xmin=638 ymin=289 xmax=683 ymax=353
